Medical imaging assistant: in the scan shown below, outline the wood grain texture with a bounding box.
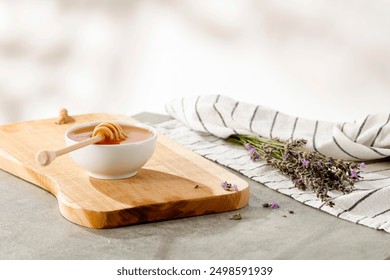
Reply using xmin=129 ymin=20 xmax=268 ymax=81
xmin=0 ymin=114 xmax=250 ymax=228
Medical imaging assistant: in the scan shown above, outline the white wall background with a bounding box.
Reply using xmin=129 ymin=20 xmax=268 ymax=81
xmin=1 ymin=0 xmax=390 ymax=124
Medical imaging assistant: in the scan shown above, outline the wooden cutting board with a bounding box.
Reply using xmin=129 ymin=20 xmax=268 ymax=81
xmin=0 ymin=114 xmax=249 ymax=228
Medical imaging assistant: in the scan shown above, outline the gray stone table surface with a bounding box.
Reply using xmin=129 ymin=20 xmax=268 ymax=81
xmin=0 ymin=112 xmax=389 ymax=260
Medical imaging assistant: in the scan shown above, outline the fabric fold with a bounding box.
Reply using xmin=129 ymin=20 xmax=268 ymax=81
xmin=165 ymin=94 xmax=390 ymax=161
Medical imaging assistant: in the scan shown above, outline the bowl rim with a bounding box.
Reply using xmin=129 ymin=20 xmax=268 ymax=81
xmin=65 ymin=119 xmax=157 ymax=146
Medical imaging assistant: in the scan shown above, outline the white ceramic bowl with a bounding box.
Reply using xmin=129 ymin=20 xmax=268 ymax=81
xmin=65 ymin=120 xmax=157 ymax=180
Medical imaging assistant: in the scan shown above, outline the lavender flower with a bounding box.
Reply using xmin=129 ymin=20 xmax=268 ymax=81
xmin=244 ymin=143 xmax=251 ymax=150
xmin=221 ymin=181 xmax=238 ymax=191
xmin=245 ymin=143 xmax=260 ymax=160
xmin=226 ymin=134 xmax=364 ymax=206
xmin=262 ymin=202 xmax=280 ymax=209
xmin=270 ymin=202 xmax=279 ymax=209
xmin=349 ymin=169 xmax=359 ymax=179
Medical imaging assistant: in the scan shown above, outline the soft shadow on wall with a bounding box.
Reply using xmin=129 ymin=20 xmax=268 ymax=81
xmin=1 ymin=0 xmax=390 ymax=124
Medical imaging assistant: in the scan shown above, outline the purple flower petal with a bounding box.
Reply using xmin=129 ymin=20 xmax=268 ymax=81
xmin=349 ymin=169 xmax=359 ymax=179
xmin=221 ymin=181 xmax=238 ymax=191
xmin=251 ymin=153 xmax=260 ymax=161
xmin=221 ymin=181 xmax=228 ymax=189
xmin=301 ymin=159 xmax=309 ymax=168
xmin=248 ymin=147 xmax=260 ymax=161
xmin=293 ymin=178 xmax=303 ymax=184
xmin=270 ymin=202 xmax=279 ymax=209
xmin=244 ymin=143 xmax=251 ymax=150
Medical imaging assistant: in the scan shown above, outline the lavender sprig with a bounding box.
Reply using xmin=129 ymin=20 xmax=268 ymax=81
xmin=221 ymin=181 xmax=238 ymax=191
xmin=227 ymin=134 xmax=365 ymax=206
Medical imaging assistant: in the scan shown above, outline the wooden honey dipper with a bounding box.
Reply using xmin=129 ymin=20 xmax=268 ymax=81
xmin=36 ymin=122 xmax=127 ymax=166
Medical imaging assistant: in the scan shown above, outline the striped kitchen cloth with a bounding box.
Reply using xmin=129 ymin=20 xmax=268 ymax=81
xmin=156 ymin=94 xmax=390 ymax=233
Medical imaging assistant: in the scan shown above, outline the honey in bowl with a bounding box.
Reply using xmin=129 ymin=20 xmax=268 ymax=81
xmin=68 ymin=125 xmax=154 ymax=145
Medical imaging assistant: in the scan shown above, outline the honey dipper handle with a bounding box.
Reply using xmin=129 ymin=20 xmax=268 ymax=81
xmin=36 ymin=135 xmax=103 ymax=166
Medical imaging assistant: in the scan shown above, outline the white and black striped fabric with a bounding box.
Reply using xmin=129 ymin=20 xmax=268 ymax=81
xmin=165 ymin=95 xmax=390 ymax=161
xmin=156 ymin=94 xmax=390 ymax=233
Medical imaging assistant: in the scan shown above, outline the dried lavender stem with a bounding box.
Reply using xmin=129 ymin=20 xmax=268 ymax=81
xmin=226 ymin=134 xmax=364 ymax=206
